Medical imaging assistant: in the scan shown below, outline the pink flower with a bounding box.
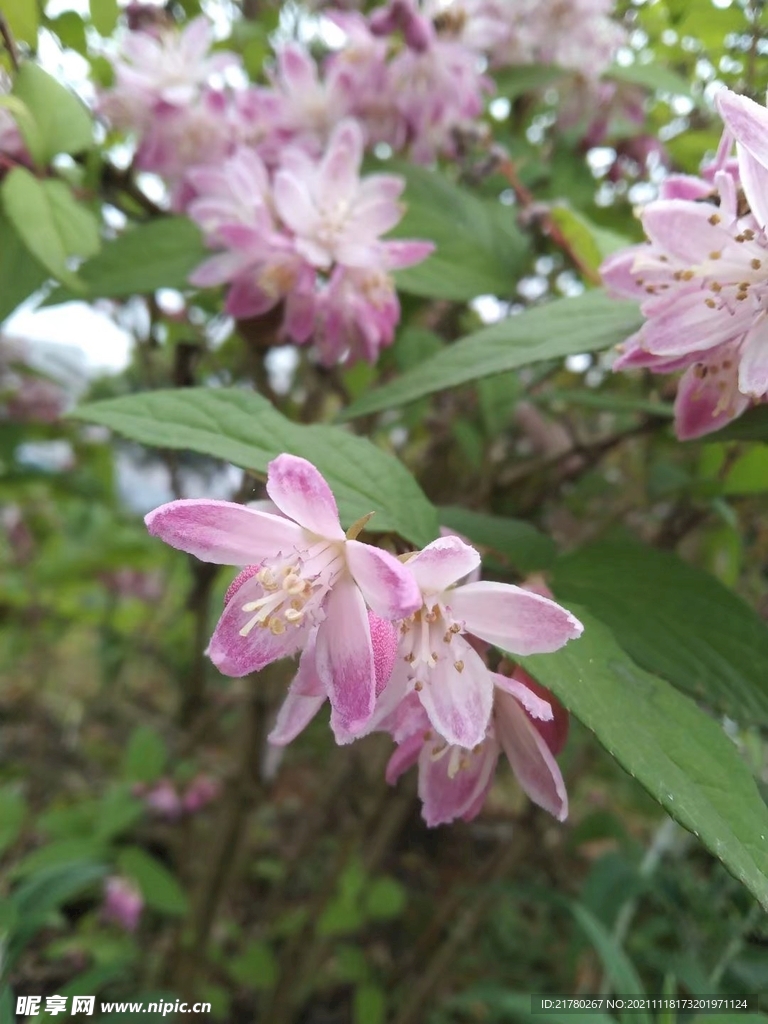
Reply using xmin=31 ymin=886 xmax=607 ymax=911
xmin=602 ymin=91 xmax=768 ymax=438
xmin=134 ymin=90 xmax=233 ymax=189
xmin=273 ymin=119 xmax=421 ymax=270
xmin=145 ymin=454 xmax=422 ymax=734
xmin=141 ymin=779 xmax=183 ymax=820
xmin=103 ymin=876 xmax=143 ymax=933
xmin=187 ymin=147 xmax=315 ymax=323
xmin=312 ymin=256 xmax=430 ymax=366
xmin=386 ymin=668 xmax=569 ymax=827
xmin=111 ymin=17 xmax=238 ymax=108
xmin=384 ymin=536 xmax=582 ymax=750
xmin=268 ymin=612 xmax=399 ymax=746
xmin=182 ymin=774 xmax=221 ymax=814
xmin=268 ymin=44 xmax=353 ymax=152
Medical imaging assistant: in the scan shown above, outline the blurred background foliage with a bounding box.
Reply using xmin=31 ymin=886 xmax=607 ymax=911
xmin=2 ymin=0 xmax=768 ymax=1021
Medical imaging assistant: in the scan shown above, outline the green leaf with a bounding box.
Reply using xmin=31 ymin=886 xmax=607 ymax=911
xmin=122 ymin=726 xmax=167 ymax=785
xmin=0 ymin=95 xmax=44 ymax=164
xmin=4 ymin=0 xmax=38 ymax=46
xmin=549 ymin=204 xmax=628 ymax=277
xmin=0 ymin=788 xmax=26 ymax=856
xmin=117 ymin=847 xmax=188 ymax=916
xmin=8 ymin=861 xmax=107 ymax=968
xmin=365 ymin=877 xmax=407 ymax=921
xmin=570 ymin=903 xmax=649 ymax=1024
xmin=227 ymin=941 xmax=278 ymax=991
xmin=447 ymin=988 xmax=611 ymax=1024
xmin=89 ymin=0 xmax=119 ymax=35
xmin=722 ymin=445 xmax=768 ymax=495
xmin=494 ymin=63 xmax=565 ymax=100
xmin=1 ymin=169 xmax=86 ymax=291
xmin=71 ymin=388 xmax=439 ymax=546
xmin=12 ymin=63 xmax=92 ymax=161
xmin=11 ymin=839 xmax=107 ymax=879
xmin=94 ymin=788 xmax=144 ymax=843
xmin=550 ymin=540 xmax=768 ymax=726
xmin=353 ymin=984 xmax=386 ymax=1024
xmin=537 ymin=389 xmax=674 ymax=418
xmin=519 ymin=613 xmax=768 ymax=910
xmin=389 ymin=163 xmax=527 ymax=301
xmin=40 ymin=179 xmax=100 ymax=258
xmin=608 ymin=61 xmax=696 ymax=101
xmin=47 ymin=217 xmax=208 ymax=302
xmin=438 ymin=506 xmax=556 ymax=572
xmin=342 ymin=293 xmax=643 ymax=418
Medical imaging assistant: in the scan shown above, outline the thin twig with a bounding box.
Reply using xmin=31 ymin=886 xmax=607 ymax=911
xmin=0 ymin=11 xmax=20 ymax=71
xmin=498 ymin=156 xmax=602 ymax=286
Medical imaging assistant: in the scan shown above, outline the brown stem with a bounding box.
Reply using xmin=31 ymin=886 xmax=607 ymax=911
xmin=390 ymin=815 xmax=535 ymax=1024
xmin=178 ymin=559 xmax=217 ymax=726
xmin=0 ymin=11 xmax=20 ymax=71
xmin=498 ymin=157 xmax=602 ymax=286
xmin=167 ymin=663 xmax=285 ymax=994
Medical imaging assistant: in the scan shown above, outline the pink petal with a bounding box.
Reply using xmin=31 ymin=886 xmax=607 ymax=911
xmin=381 ymin=239 xmax=435 ymax=269
xmin=317 ymin=119 xmax=363 ymax=209
xmin=738 ymin=317 xmax=768 ymax=397
xmin=418 ymin=639 xmax=494 ymax=749
xmin=225 ymin=278 xmax=279 ymax=319
xmin=207 ymin=574 xmax=305 ymax=676
xmin=278 ymin=44 xmax=318 ymax=93
xmin=404 ymin=536 xmax=481 ymax=595
xmin=659 ymin=174 xmax=715 ymax=201
xmin=273 ymin=171 xmax=321 ymax=245
xmin=417 ymin=738 xmax=498 ymax=827
xmin=189 ymin=251 xmax=250 ymax=288
xmin=492 ymin=673 xmax=553 ymax=722
xmin=385 ymin=730 xmax=423 ymax=784
xmin=600 ymin=247 xmax=647 ymax=299
xmin=266 ymin=454 xmax=344 ymax=540
xmin=737 ymin=144 xmax=768 ymax=230
xmin=145 ymin=499 xmax=303 ymax=565
xmin=716 ymin=89 xmax=768 ymax=171
xmin=369 ymin=612 xmax=399 ymax=695
xmin=506 ymin=668 xmax=570 ymax=756
xmin=346 ymin=540 xmax=422 ymax=619
xmin=674 ymin=362 xmax=749 ymax=440
xmin=268 ymin=639 xmax=327 ymax=746
xmin=641 ymin=200 xmax=725 ymax=264
xmin=316 ymin=578 xmax=376 ymax=734
xmin=448 ymin=582 xmax=583 ymax=656
xmin=642 ymin=290 xmax=750 ymax=357
xmin=495 ymin=692 xmax=568 ymax=821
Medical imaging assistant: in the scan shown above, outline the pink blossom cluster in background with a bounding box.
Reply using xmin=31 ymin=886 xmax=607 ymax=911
xmin=187 ymin=119 xmax=433 ymax=365
xmin=134 ymin=773 xmax=221 ymax=821
xmin=102 ymin=876 xmax=144 ymax=932
xmin=602 ymin=88 xmax=768 ymax=439
xmin=0 ymin=338 xmax=68 ymax=424
xmin=96 ymin=2 xmax=627 ymax=365
xmin=146 ymin=454 xmax=582 ymax=826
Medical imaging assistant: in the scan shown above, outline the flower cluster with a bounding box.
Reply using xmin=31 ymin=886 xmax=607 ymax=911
xmin=602 ymin=88 xmax=768 ymax=439
xmin=146 ymin=454 xmax=582 ymax=826
xmin=187 ymin=119 xmax=433 ymax=366
xmin=97 ymin=3 xmax=626 ymax=366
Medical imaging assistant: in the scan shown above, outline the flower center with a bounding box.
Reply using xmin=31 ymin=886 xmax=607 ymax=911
xmin=238 ymin=542 xmax=343 ymax=637
xmin=399 ymin=600 xmax=465 ymax=688
xmin=423 ymin=728 xmax=484 ymax=776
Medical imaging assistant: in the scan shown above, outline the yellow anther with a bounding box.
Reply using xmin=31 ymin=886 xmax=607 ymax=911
xmin=454 ymin=660 xmax=465 ymax=673
xmin=269 ymin=618 xmax=286 ymax=635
